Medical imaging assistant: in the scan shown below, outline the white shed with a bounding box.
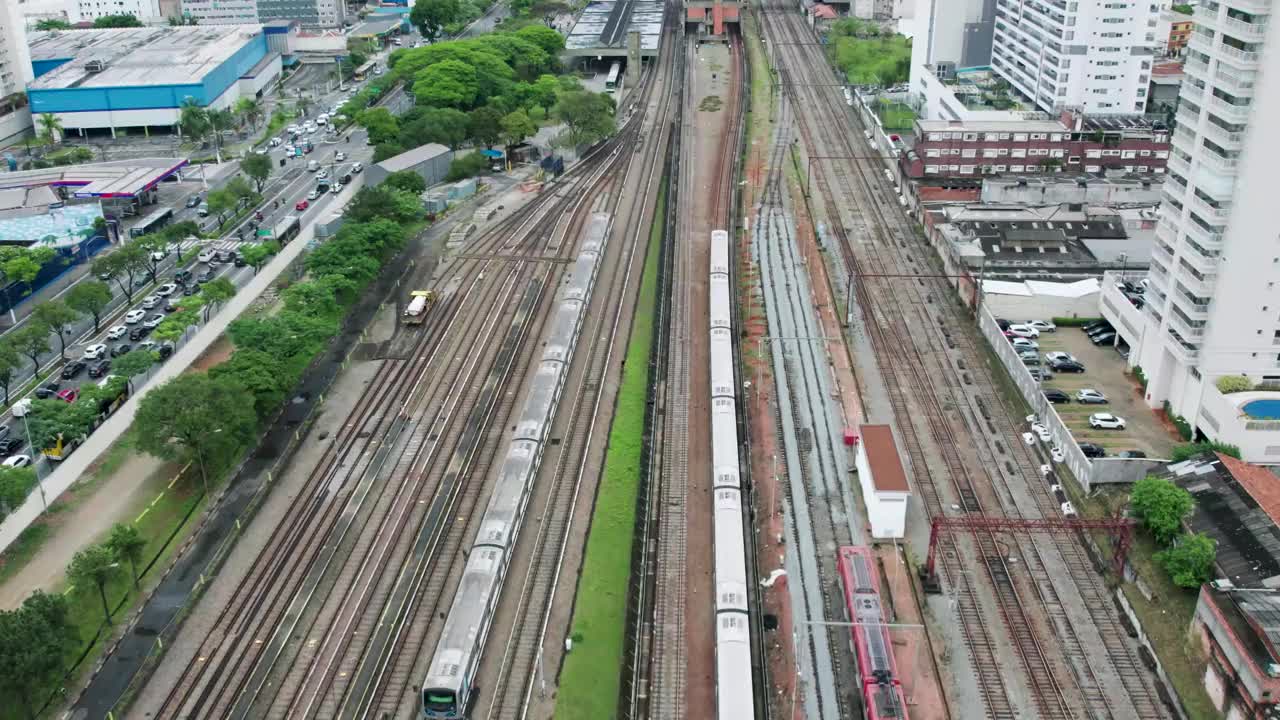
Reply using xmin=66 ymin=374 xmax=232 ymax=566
xmin=855 ymin=424 xmax=912 ymax=539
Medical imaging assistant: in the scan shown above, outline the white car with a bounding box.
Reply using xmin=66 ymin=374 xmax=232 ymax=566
xmin=1090 ymin=413 xmax=1127 ymax=430
xmin=198 ymin=248 xmax=217 ymax=264
xmin=330 ymin=183 xmax=343 ymax=194
xmin=316 ymin=169 xmax=329 ymax=180
xmin=106 ymin=325 xmax=127 ymax=341
xmin=1076 ymin=388 xmax=1109 ymax=404
xmin=1011 ymin=338 xmax=1039 ymax=351
xmin=82 ymin=343 xmax=107 ymax=360
xmin=1044 ymin=351 xmax=1076 ymax=364
xmin=1022 ymin=432 xmax=1036 ymax=446
xmin=143 ymin=314 xmax=165 ymax=329
xmin=335 ymin=151 xmax=346 ymax=162
xmin=156 ymin=283 xmax=178 ymax=297
xmin=307 ymin=188 xmax=322 ymax=200
xmin=287 ymin=124 xmax=300 ymax=135
xmin=316 ymin=116 xmax=327 ymax=126
xmin=1050 ymin=446 xmax=1065 ymax=463
xmin=1026 ymin=319 xmax=1056 ymax=333
xmin=150 ymin=250 xmax=168 ymax=262
xmin=125 ymin=309 xmax=146 ymax=324
xmin=351 ymin=162 xmax=363 ymax=174
xmin=3 ymin=455 xmax=31 ymax=468
xmin=1007 ymin=324 xmax=1040 ymax=338
xmin=1032 ymin=422 xmax=1051 ymax=442
xmin=141 ymin=295 xmax=160 ymax=310
xmin=269 ymin=137 xmax=283 ymax=147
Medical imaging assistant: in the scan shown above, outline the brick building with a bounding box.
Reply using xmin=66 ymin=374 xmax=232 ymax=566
xmin=1168 ymin=16 xmax=1194 ymax=56
xmin=900 ymin=111 xmax=1171 ymax=181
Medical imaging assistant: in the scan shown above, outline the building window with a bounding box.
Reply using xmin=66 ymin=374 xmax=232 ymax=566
xmin=962 ymin=148 xmax=977 ymax=158
xmin=1013 ymin=133 xmax=1028 ymax=142
xmin=1068 ymin=156 xmax=1080 ymax=163
xmin=1011 ymin=165 xmax=1025 ymax=172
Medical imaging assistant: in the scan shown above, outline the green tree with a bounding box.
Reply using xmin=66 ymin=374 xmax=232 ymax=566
xmin=373 ymin=143 xmax=406 ymax=163
xmin=92 ymin=13 xmax=143 ymax=27
xmin=160 ymin=220 xmax=200 ymax=263
xmin=0 ymin=591 xmax=74 ymax=718
xmin=91 ymin=244 xmax=146 ymax=304
xmin=25 ymin=396 xmax=97 ymax=454
xmin=295 ymin=94 xmax=313 ymax=118
xmin=34 ymin=18 xmax=72 ymax=30
xmin=37 ymin=114 xmax=62 ymax=146
xmin=0 ymin=340 xmax=20 ymax=406
xmin=468 ymin=106 xmax=504 ymax=148
xmin=356 ymin=107 xmax=401 ymax=145
xmin=206 ymin=187 xmax=237 ymax=226
xmin=134 ymin=374 xmax=258 ymax=493
xmin=1156 ymin=533 xmax=1217 ymax=588
xmin=383 ymin=170 xmax=427 ymax=195
xmin=1171 ymin=440 xmax=1243 ymax=462
xmin=209 ymin=349 xmax=290 ymax=419
xmin=1130 ymin=475 xmax=1194 ymax=545
xmin=527 ymin=74 xmax=561 ymax=111
xmin=233 ymin=97 xmax=262 ymax=131
xmin=64 ymin=280 xmax=113 ymax=334
xmin=410 ymin=0 xmax=463 ymax=41
xmin=112 ymin=349 xmax=155 ymax=388
xmin=553 ymin=90 xmax=616 ymax=148
xmin=207 ymin=108 xmax=236 ymax=163
xmin=0 ymin=465 xmax=36 ymax=512
xmin=500 ymin=109 xmax=536 ymax=149
xmin=400 ymin=107 xmax=470 ymax=149
xmin=344 ymin=187 xmax=423 ymax=225
xmin=68 ymin=544 xmax=122 ymax=625
xmin=178 ymin=97 xmax=210 ymax=146
xmin=516 ymin=24 xmax=567 ymax=56
xmin=198 ymin=277 xmax=236 ymax=320
xmin=107 ymin=523 xmax=147 ymax=589
xmin=239 ymin=242 xmax=278 ymax=275
xmin=153 ymin=307 xmax=199 ymax=343
xmin=8 ymin=324 xmax=50 ymax=370
xmin=413 ymin=60 xmax=480 ymax=109
xmin=445 ymin=152 xmax=489 ymax=181
xmin=241 ymin=153 xmax=272 ymax=193
xmin=31 ymin=301 xmax=80 ymax=361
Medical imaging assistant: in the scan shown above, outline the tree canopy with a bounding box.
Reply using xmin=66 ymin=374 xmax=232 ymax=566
xmin=410 ymin=0 xmax=464 ymax=41
xmin=65 ymin=280 xmax=112 ymax=334
xmin=554 ymin=90 xmax=617 ymax=148
xmin=93 ymin=13 xmax=143 ymax=28
xmin=134 ymin=373 xmax=258 ymax=488
xmin=1156 ymin=533 xmax=1217 ymax=588
xmin=1130 ymin=475 xmax=1194 ymax=545
xmin=829 ymin=23 xmax=910 ymax=86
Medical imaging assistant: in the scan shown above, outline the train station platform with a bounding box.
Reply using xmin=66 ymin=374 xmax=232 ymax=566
xmin=564 ymin=0 xmax=664 ymax=58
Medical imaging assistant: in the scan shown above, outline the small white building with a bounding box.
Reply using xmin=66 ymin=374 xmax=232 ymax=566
xmin=856 ymin=424 xmax=911 ymax=539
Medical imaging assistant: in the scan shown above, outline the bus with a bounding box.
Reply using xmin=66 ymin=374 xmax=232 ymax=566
xmin=605 ymin=61 xmax=622 ymax=93
xmin=272 ymin=215 xmax=302 ymax=245
xmin=130 ymin=207 xmax=174 ymax=238
xmin=353 ymin=59 xmax=377 ymax=81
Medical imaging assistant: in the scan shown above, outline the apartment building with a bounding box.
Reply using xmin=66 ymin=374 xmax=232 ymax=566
xmin=901 ymin=113 xmax=1170 ymax=179
xmin=67 ymin=0 xmax=164 ymax=23
xmin=180 ymin=0 xmax=343 ymax=26
xmin=179 ymin=0 xmax=258 ymax=23
xmin=1130 ymin=0 xmax=1280 ymax=461
xmin=991 ymin=0 xmax=1161 ymax=114
xmin=0 ymin=1 xmax=35 ymax=144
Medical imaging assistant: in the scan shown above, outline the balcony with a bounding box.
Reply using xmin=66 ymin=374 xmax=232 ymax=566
xmin=1220 ymin=15 xmax=1269 ymax=40
xmin=1175 ymin=105 xmax=1200 ymax=132
xmin=1201 ymin=121 xmax=1245 ymax=149
xmin=1185 ymin=53 xmax=1210 ymax=77
xmin=1216 ymin=43 xmax=1262 ymax=67
xmin=1168 ymin=152 xmax=1192 ymax=177
xmin=1152 ymin=240 xmax=1176 ymax=267
xmin=1181 ymin=82 xmax=1207 ymax=105
xmin=1177 ymin=264 xmax=1219 ymax=296
xmin=1182 ymin=220 xmax=1225 ymax=253
xmin=1198 ymin=148 xmax=1240 ymax=174
xmin=1210 ymin=94 xmax=1253 ymax=122
xmin=1168 ymin=306 xmax=1207 ymax=338
xmin=1189 ymin=30 xmax=1215 ymax=56
xmin=1172 ymin=290 xmax=1212 ymax=319
xmin=1228 ymin=0 xmax=1272 ymax=13
xmin=1167 ymin=327 xmax=1202 ymax=363
xmin=1215 ymin=68 xmax=1258 ymax=93
xmin=1187 ymin=192 xmax=1232 ymax=224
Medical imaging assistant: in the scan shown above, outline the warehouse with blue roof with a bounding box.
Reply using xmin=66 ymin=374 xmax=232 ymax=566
xmin=26 ymin=25 xmax=281 ymax=138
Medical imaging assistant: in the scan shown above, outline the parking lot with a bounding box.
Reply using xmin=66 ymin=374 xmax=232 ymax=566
xmin=1025 ymin=324 xmax=1180 ymax=459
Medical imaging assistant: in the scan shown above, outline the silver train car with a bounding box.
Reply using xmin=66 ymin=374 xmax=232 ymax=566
xmin=421 ymin=213 xmax=612 ymax=719
xmin=707 ymin=228 xmax=756 ymax=720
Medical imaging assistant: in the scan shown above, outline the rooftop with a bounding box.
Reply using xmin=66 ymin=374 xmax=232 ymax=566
xmin=926 ymin=65 xmax=1036 ymax=114
xmin=0 ymin=158 xmax=189 ymax=199
xmin=1204 ymin=585 xmax=1280 ymax=676
xmin=349 ymin=18 xmax=402 ymax=38
xmin=860 ymin=424 xmax=910 ymax=493
xmin=375 ymin=144 xmax=451 ymax=173
xmin=565 ymin=0 xmax=664 ymax=57
xmin=28 ymin=25 xmax=263 ymax=89
xmin=1169 ymin=453 xmax=1280 ymax=588
xmin=916 ymin=118 xmax=1066 ymax=134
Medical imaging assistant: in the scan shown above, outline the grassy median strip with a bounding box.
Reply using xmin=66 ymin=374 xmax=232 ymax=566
xmin=556 ymin=184 xmax=665 ymax=720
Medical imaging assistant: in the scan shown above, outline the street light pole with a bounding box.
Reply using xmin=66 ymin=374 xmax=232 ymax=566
xmin=20 ymin=413 xmax=47 ymax=508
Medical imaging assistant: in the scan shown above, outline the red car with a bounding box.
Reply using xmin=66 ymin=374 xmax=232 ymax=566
xmin=295 ymin=199 xmax=309 ymax=211
xmin=56 ymin=388 xmax=78 ymax=403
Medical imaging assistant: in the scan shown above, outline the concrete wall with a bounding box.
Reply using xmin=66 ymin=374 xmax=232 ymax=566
xmin=981 ymin=177 xmax=1165 ymax=205
xmin=1099 ymin=272 xmax=1148 ymax=352
xmin=983 ymin=290 xmax=1101 ymax=322
xmin=0 ymin=107 xmax=33 ymax=145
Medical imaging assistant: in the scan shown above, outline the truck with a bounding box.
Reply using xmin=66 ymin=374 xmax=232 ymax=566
xmin=404 ymin=290 xmax=436 ymax=325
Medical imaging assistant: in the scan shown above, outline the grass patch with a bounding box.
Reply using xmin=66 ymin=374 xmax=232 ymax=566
xmin=876 ymin=99 xmax=916 ymax=130
xmin=555 ymin=182 xmax=665 ymax=720
xmin=0 ymin=524 xmax=51 ymax=586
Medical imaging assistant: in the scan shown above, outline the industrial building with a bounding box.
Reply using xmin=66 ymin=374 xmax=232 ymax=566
xmin=367 ymin=144 xmax=454 ymax=190
xmin=26 ymin=25 xmax=279 ymax=137
xmin=854 ymin=424 xmax=911 ymax=540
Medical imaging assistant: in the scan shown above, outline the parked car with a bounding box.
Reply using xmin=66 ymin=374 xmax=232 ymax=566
xmin=0 ymin=438 xmax=23 ymax=456
xmin=1076 ymin=389 xmax=1109 ymax=404
xmin=106 ymin=325 xmax=127 ymax=340
xmin=34 ymin=381 xmax=61 ymax=399
xmin=143 ymin=314 xmax=165 ymax=329
xmin=295 ymin=200 xmax=310 ymax=211
xmin=3 ymin=455 xmax=31 ymax=468
xmin=156 ymin=283 xmax=178 ymax=297
xmin=1117 ymin=450 xmax=1148 ymax=458
xmin=1044 ymin=351 xmax=1075 ymax=365
xmin=1083 ymin=319 xmax=1111 ymax=332
xmin=1080 ymin=443 xmax=1107 ymax=458
xmin=1017 ymin=349 xmax=1039 ymax=361
xmin=157 ymin=343 xmax=175 ymax=360
xmin=61 ymin=361 xmax=86 ymax=379
xmin=1086 ymin=323 xmax=1115 ymax=337
xmin=1090 ymin=413 xmax=1127 ymax=430
xmin=82 ymin=343 xmax=107 ymax=361
xmin=1007 ymin=324 xmax=1040 ymax=339
xmin=1028 ymin=368 xmax=1052 ymax=382
xmin=1042 ymin=388 xmax=1070 ymax=404
xmin=88 ymin=360 xmax=111 ymax=378
xmin=129 ymin=325 xmax=151 ymax=342
xmin=1049 ymin=359 xmax=1086 ymax=373
xmin=125 ymin=309 xmax=146 ymax=324
xmin=141 ymin=295 xmax=160 ymax=310
xmin=1025 ymin=320 xmax=1056 ymax=333
xmin=1031 ymin=422 xmax=1051 ymax=442
xmin=55 ymin=388 xmax=78 ymax=403
xmin=110 ymin=343 xmax=131 ymax=358
xmin=1011 ymin=338 xmax=1039 ymax=351
xmin=1021 ymin=355 xmax=1041 ymax=367
xmin=164 ymin=299 xmax=180 ymax=313
xmin=1091 ymin=332 xmax=1117 ymax=346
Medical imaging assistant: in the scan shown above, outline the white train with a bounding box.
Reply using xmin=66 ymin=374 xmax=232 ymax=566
xmin=708 ymin=229 xmax=757 ymax=719
xmin=420 ymin=213 xmax=612 ymax=719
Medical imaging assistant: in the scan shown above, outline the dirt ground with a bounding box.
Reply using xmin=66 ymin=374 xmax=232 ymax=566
xmin=1033 ymin=329 xmax=1180 ymax=457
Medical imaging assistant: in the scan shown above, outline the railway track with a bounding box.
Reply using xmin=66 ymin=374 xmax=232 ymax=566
xmin=757 ymin=3 xmax=1166 ymax=719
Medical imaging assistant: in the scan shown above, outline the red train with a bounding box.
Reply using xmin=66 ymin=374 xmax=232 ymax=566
xmin=837 ymin=546 xmax=910 ymax=720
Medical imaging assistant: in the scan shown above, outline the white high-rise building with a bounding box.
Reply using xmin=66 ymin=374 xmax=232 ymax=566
xmin=1134 ymin=0 xmax=1280 ymax=457
xmin=991 ymin=0 xmax=1160 ymax=114
xmin=67 ymin=0 xmax=164 ymax=23
xmin=0 ymin=1 xmax=35 ymax=144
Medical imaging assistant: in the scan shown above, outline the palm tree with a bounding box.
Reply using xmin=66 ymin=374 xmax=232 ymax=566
xmin=206 ymin=108 xmax=235 ymax=163
xmin=234 ymin=97 xmax=262 ymax=131
xmin=38 ymin=113 xmax=63 ymax=145
xmin=178 ymin=97 xmax=210 ymax=148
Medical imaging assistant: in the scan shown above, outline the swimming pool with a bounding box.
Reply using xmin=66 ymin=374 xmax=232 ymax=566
xmin=1243 ymin=399 xmax=1280 ymax=419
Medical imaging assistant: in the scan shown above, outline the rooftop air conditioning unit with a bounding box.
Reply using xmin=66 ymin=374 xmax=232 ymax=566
xmin=85 ymin=60 xmax=107 ymax=73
